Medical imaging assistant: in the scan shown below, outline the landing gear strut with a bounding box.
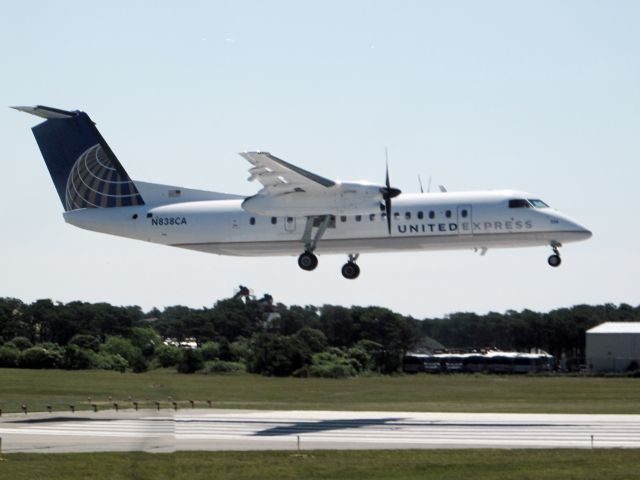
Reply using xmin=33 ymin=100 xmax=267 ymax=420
xmin=547 ymin=242 xmax=562 ymax=268
xmin=341 ymin=254 xmax=360 ymax=280
xmin=297 ymin=216 xmax=331 ymax=272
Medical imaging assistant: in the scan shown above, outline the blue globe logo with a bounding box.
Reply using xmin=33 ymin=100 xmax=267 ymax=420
xmin=65 ymin=144 xmax=143 ymax=210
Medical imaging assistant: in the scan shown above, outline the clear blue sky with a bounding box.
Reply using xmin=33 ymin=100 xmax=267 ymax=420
xmin=1 ymin=1 xmax=638 ymax=317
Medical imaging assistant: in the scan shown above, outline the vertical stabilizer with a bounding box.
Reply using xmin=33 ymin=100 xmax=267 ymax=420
xmin=13 ymin=105 xmax=144 ymax=211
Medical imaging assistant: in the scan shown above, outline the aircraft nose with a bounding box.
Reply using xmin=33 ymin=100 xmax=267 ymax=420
xmin=565 ymin=218 xmax=592 ymax=240
xmin=548 ymin=211 xmax=592 ymax=241
xmin=575 ymin=225 xmax=592 ymax=240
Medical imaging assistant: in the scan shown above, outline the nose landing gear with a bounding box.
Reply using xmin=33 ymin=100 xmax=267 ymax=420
xmin=547 ymin=242 xmax=562 ymax=268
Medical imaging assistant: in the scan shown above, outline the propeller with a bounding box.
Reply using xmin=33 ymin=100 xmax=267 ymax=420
xmin=380 ymin=148 xmax=401 ymax=235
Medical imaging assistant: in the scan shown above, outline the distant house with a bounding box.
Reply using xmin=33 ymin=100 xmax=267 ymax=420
xmin=586 ymin=322 xmax=640 ymax=373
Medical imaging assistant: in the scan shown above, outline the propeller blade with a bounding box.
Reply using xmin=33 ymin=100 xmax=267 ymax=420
xmin=385 ymin=196 xmax=392 ymax=235
xmin=380 ymin=150 xmax=401 ymax=235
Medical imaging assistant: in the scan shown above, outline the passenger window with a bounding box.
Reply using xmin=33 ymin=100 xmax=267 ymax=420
xmin=286 ymin=217 xmax=294 ymax=224
xmin=429 ymin=211 xmax=435 ymax=219
xmin=340 ymin=216 xmax=347 ymax=222
xmin=417 ymin=211 xmax=424 ymax=220
xmin=461 ymin=209 xmax=468 ymax=218
xmin=250 ymin=217 xmax=256 ymax=225
xmin=271 ymin=217 xmax=277 ymax=225
xmin=355 ymin=215 xmax=362 ymax=222
xmin=445 ymin=210 xmax=452 ymax=218
xmin=369 ymin=214 xmax=376 ymax=221
xmin=405 ymin=212 xmax=411 ymax=220
xmin=393 ymin=212 xmax=400 ymax=219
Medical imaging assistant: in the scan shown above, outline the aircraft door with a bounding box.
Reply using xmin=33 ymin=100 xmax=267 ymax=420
xmin=457 ymin=205 xmax=473 ymax=235
xmin=284 ymin=216 xmax=297 ymax=233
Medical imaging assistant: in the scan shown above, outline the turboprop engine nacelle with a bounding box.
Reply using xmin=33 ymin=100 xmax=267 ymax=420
xmin=241 ymin=182 xmax=385 ymax=216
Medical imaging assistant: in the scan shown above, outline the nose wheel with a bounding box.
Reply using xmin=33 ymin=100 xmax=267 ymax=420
xmin=547 ymin=243 xmax=562 ymax=268
xmin=341 ymin=254 xmax=360 ymax=279
xmin=298 ymin=251 xmax=318 ymax=271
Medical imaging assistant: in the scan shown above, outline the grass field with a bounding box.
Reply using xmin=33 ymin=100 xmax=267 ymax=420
xmin=2 ymin=450 xmax=640 ymax=480
xmin=1 ymin=368 xmax=640 ymax=414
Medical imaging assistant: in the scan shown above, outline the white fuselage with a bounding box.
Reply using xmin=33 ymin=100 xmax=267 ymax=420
xmin=63 ymin=189 xmax=591 ymax=257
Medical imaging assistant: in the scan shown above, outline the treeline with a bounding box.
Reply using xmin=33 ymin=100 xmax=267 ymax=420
xmin=0 ymin=297 xmax=638 ymax=376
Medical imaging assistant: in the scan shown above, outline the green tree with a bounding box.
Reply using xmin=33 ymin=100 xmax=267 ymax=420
xmin=63 ymin=344 xmax=96 ymax=370
xmin=249 ymin=333 xmax=311 ymax=376
xmin=100 ymin=335 xmax=148 ymax=372
xmin=155 ymin=345 xmax=182 ymax=367
xmin=294 ymin=327 xmax=328 ymax=353
xmin=69 ymin=334 xmax=100 ymax=352
xmin=177 ymin=349 xmax=204 ymax=374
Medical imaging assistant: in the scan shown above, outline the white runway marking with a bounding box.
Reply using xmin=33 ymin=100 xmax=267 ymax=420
xmin=1 ymin=410 xmax=639 ymax=452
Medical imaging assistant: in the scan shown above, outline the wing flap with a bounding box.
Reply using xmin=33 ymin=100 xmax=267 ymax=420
xmin=239 ymin=151 xmax=335 ymax=194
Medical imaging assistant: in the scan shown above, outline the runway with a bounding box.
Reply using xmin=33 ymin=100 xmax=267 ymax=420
xmin=1 ymin=409 xmax=639 ymax=453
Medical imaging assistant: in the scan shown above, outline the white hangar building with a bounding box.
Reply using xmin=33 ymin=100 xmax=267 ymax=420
xmin=586 ymin=322 xmax=640 ymax=373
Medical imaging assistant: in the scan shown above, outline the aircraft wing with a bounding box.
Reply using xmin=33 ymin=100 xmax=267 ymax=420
xmin=239 ymin=152 xmax=335 ymax=194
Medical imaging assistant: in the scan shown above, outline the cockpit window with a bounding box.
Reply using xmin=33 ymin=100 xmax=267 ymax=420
xmin=508 ymin=199 xmax=531 ymax=208
xmin=528 ymin=199 xmax=549 ymax=208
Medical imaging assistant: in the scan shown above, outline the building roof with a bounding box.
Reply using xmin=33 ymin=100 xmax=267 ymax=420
xmin=587 ymin=322 xmax=640 ymax=334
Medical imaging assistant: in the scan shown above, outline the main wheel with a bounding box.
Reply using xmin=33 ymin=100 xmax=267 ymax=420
xmin=341 ymin=261 xmax=360 ymax=279
xmin=298 ymin=251 xmax=318 ymax=271
xmin=547 ymin=254 xmax=562 ymax=267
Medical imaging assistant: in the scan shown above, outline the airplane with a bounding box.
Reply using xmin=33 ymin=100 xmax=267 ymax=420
xmin=14 ymin=105 xmax=592 ymax=279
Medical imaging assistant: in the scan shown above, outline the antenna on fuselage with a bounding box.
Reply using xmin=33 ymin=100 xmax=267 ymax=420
xmin=418 ymin=175 xmax=432 ymax=193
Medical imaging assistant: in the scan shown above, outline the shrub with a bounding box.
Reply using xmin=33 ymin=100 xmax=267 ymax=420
xmin=8 ymin=336 xmax=32 ymax=351
xmin=201 ymin=341 xmax=220 ymax=361
xmin=206 ymin=360 xmax=246 ymax=374
xmin=229 ymin=338 xmax=251 ymax=362
xmin=0 ymin=346 xmax=19 ymax=367
xmin=308 ymin=362 xmax=356 ymax=378
xmin=18 ymin=346 xmax=62 ymax=369
xmin=94 ymin=352 xmax=128 ymax=373
xmin=307 ymin=351 xmax=357 ymax=379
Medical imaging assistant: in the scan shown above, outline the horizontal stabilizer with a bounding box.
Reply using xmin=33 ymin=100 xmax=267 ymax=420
xmin=11 ymin=105 xmax=76 ymax=120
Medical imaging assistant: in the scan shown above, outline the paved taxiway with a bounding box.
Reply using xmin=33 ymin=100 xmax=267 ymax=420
xmin=1 ymin=409 xmax=639 ymax=453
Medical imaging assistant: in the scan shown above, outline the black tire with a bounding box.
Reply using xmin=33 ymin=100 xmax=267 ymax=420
xmin=298 ymin=252 xmax=318 ymax=271
xmin=548 ymin=254 xmax=562 ymax=268
xmin=341 ymin=262 xmax=360 ymax=279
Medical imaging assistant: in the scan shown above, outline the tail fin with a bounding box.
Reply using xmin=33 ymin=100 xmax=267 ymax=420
xmin=13 ymin=105 xmax=144 ymax=211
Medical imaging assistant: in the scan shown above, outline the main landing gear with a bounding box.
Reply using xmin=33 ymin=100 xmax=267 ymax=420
xmin=298 ymin=251 xmax=318 ymax=271
xmin=298 ymin=251 xmax=362 ymax=279
xmin=547 ymin=242 xmax=562 ymax=268
xmin=341 ymin=254 xmax=360 ymax=280
xmin=297 ymin=216 xmax=361 ymax=278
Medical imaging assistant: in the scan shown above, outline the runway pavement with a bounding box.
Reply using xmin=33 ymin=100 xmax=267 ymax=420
xmin=1 ymin=409 xmax=639 ymax=453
